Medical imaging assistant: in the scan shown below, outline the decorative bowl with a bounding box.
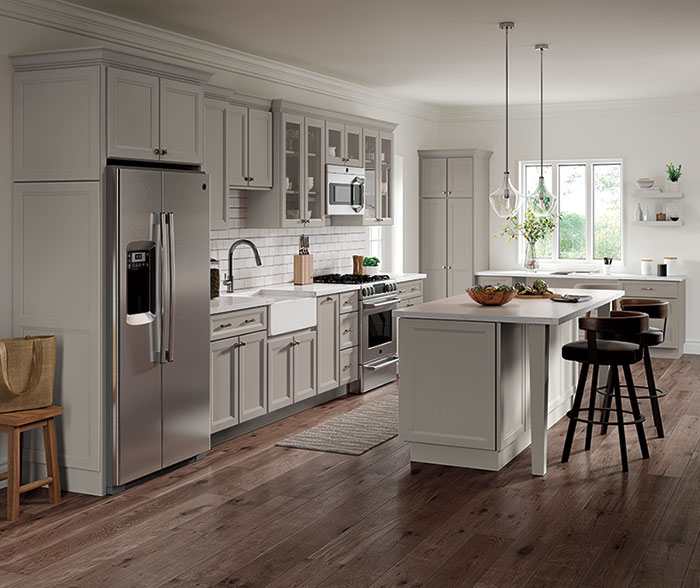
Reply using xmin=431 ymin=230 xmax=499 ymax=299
xmin=466 ymin=288 xmax=517 ymax=306
xmin=636 ymin=178 xmax=655 ymax=189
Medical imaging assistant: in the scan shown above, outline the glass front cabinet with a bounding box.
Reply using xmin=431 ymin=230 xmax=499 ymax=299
xmin=246 ymin=99 xmax=395 ymax=228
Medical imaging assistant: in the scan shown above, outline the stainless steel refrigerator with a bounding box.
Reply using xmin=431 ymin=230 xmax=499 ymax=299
xmin=107 ymin=166 xmax=210 ymax=493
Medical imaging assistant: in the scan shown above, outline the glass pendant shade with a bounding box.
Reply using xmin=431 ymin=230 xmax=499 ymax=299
xmin=527 ymin=176 xmax=556 ymax=216
xmin=489 ymin=171 xmax=521 ymax=217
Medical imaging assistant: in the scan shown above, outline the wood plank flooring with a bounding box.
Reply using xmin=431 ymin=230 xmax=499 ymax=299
xmin=1 ymin=354 xmax=699 ymax=587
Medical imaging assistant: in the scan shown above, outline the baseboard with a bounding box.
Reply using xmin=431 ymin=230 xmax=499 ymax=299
xmin=684 ymin=341 xmax=700 ymax=355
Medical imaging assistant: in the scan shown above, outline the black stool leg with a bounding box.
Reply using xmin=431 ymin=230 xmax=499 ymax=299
xmin=600 ymin=368 xmax=614 ymax=435
xmin=643 ymin=347 xmax=664 ymax=438
xmin=585 ymin=364 xmax=600 ymax=451
xmin=611 ymin=367 xmax=629 ymax=472
xmin=562 ymin=362 xmax=590 ymax=463
xmin=623 ymin=363 xmax=650 ymax=460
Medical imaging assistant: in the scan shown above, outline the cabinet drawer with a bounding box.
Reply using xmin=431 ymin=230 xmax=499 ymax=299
xmin=211 ymin=307 xmax=267 ymax=340
xmin=340 ymin=347 xmax=359 ymax=386
xmin=339 ymin=291 xmax=359 ymax=314
xmin=396 ymin=296 xmax=423 ymax=310
xmin=397 ymin=280 xmax=423 ymax=300
xmin=340 ymin=312 xmax=358 ymax=349
xmin=624 ymin=281 xmax=678 ymax=299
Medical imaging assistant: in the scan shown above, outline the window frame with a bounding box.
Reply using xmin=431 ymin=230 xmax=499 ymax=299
xmin=518 ymin=158 xmax=625 ymax=267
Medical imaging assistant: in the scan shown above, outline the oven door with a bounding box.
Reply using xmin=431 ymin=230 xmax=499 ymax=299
xmin=361 ymin=297 xmax=399 ymax=363
xmin=327 ymin=176 xmax=364 ymax=214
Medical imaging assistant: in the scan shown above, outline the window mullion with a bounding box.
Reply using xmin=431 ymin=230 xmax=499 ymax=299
xmin=586 ymin=163 xmax=594 ymax=262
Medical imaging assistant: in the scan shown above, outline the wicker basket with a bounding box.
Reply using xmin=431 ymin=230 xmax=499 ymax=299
xmin=0 ymin=336 xmax=56 ymax=413
xmin=466 ymin=289 xmax=517 ymax=306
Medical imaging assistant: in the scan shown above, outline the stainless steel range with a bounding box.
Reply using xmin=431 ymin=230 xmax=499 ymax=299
xmin=314 ymin=274 xmax=399 ymax=393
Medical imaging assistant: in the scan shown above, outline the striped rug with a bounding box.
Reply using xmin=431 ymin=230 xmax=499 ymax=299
xmin=276 ymin=394 xmax=398 ymax=456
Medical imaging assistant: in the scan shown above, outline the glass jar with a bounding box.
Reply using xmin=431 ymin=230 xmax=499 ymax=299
xmin=210 ymin=258 xmax=220 ymax=299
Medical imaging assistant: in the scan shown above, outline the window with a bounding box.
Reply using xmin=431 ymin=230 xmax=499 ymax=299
xmin=520 ymin=160 xmax=622 ymax=263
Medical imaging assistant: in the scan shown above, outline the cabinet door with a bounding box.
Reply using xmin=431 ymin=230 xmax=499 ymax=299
xmin=159 ymin=78 xmax=204 ymax=164
xmin=345 ymin=125 xmax=363 ymax=167
xmin=420 ymin=158 xmax=447 ymax=197
xmin=204 ymin=98 xmax=229 ymax=231
xmin=419 ymin=198 xmax=447 ymax=302
xmin=282 ymin=113 xmax=304 ymax=227
xmin=239 ymin=331 xmax=268 ymax=422
xmin=317 ymin=295 xmax=340 ymax=393
xmin=447 ymin=198 xmax=474 ymax=296
xmin=210 ymin=338 xmax=239 ymax=433
xmin=363 ymin=130 xmax=379 ymax=224
xmin=294 ymin=331 xmax=317 ymax=402
xmin=326 ymin=120 xmax=345 ymax=164
xmin=447 ymin=157 xmax=473 ymax=198
xmin=247 ymin=108 xmax=273 ymax=189
xmin=107 ymin=67 xmax=160 ymax=161
xmin=379 ymin=133 xmax=393 ymax=223
xmin=227 ymin=104 xmax=248 ymax=188
xmin=15 ymin=67 xmax=101 ymax=181
xmin=268 ymin=334 xmax=294 ymax=411
xmin=304 ymin=117 xmax=326 ymax=227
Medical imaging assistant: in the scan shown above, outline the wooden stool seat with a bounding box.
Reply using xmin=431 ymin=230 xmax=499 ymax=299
xmin=0 ymin=405 xmax=62 ymax=521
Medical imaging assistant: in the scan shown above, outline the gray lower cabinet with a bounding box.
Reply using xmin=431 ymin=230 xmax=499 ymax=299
xmin=210 ymin=329 xmax=267 ymax=433
xmin=317 ymin=295 xmax=340 ymax=393
xmin=268 ymin=329 xmax=318 ymax=411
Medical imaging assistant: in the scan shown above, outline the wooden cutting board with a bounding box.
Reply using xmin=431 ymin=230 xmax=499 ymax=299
xmin=515 ymin=292 xmax=562 ymax=300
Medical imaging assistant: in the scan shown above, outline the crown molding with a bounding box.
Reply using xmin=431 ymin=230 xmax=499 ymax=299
xmin=440 ymin=95 xmax=700 ymax=123
xmin=0 ymin=0 xmax=441 ymax=121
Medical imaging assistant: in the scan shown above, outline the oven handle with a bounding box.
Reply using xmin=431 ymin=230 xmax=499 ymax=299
xmin=363 ymin=297 xmax=400 ymax=308
xmin=365 ymin=356 xmax=399 ymax=371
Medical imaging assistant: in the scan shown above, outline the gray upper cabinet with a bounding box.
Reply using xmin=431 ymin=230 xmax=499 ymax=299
xmin=107 ymin=67 xmax=204 ymax=164
xmin=326 ymin=121 xmax=363 ymax=166
xmin=14 ymin=66 xmax=101 ymax=181
xmin=418 ymin=149 xmax=492 ymax=302
xmin=226 ymin=103 xmax=273 ymax=190
xmin=204 ymin=98 xmax=229 ymax=230
xmin=226 ymin=104 xmax=248 ymax=187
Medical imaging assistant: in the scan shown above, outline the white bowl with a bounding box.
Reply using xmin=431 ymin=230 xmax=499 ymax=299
xmin=636 ymin=178 xmax=655 ymax=189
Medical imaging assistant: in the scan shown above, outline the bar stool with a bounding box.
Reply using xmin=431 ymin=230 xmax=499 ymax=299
xmin=0 ymin=406 xmax=62 ymax=520
xmin=561 ymin=311 xmax=649 ymax=472
xmin=599 ymin=298 xmax=669 ymax=438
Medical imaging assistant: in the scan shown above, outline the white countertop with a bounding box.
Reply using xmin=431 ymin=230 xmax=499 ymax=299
xmin=394 ymin=288 xmax=624 ymax=326
xmin=211 ymin=273 xmax=426 ymax=315
xmin=476 ymin=270 xmax=686 ymax=282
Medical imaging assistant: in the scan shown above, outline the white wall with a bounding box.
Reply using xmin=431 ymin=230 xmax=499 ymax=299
xmin=437 ymin=105 xmax=700 ymax=349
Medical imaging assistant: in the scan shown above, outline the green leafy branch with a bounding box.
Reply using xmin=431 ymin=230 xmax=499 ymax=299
xmin=666 ymin=163 xmax=682 ymax=182
xmin=497 ymin=206 xmax=558 ymax=244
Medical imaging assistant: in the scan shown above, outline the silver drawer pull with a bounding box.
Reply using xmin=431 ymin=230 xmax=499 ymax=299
xmin=243 ymin=318 xmax=256 ymax=323
xmin=323 ymin=296 xmax=334 ymax=302
xmin=411 ymin=287 xmax=419 ymax=291
xmin=343 ymin=328 xmax=354 ymax=334
xmin=217 ymin=322 xmax=233 ymax=329
xmin=239 ymin=340 xmax=247 ymax=347
xmin=641 ymin=287 xmax=654 ymax=291
xmin=343 ymin=364 xmax=351 ymax=371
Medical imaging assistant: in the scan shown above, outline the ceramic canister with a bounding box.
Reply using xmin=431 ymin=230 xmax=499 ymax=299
xmin=640 ymin=259 xmax=654 ymax=277
xmin=664 ymin=257 xmax=679 ymax=275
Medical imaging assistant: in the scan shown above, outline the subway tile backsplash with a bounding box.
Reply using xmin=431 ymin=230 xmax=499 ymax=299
xmin=210 ymin=192 xmax=368 ymax=290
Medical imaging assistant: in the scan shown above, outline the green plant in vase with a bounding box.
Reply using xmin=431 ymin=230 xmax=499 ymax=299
xmin=665 ymin=162 xmax=682 ymax=193
xmin=498 ymin=206 xmax=557 ymax=271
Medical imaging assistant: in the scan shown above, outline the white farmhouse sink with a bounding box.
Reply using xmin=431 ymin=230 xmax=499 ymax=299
xmin=242 ymin=289 xmax=317 ymax=335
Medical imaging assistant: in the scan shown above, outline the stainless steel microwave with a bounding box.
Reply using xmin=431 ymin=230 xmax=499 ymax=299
xmin=326 ymin=165 xmax=365 ymax=215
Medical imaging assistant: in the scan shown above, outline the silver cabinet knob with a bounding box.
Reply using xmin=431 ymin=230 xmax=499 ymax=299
xmin=154 ymin=148 xmax=161 ymax=155
xmin=243 ymin=318 xmax=256 ymax=323
xmin=218 ymin=322 xmax=232 ymax=329
xmin=239 ymin=340 xmax=247 ymax=347
xmin=161 ymin=148 xmax=168 ymax=155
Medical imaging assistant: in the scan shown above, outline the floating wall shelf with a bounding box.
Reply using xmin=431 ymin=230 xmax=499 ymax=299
xmin=632 ymin=190 xmax=684 ymax=199
xmin=632 ymin=220 xmax=684 ymax=227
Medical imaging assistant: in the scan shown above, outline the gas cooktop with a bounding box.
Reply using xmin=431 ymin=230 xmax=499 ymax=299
xmin=314 ymin=273 xmax=391 ymax=284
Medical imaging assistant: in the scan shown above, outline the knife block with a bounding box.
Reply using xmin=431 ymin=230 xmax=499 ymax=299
xmin=294 ymin=254 xmax=314 ymax=285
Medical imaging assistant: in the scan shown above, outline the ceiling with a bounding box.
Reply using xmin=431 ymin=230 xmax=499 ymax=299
xmin=66 ymin=0 xmax=700 ymax=107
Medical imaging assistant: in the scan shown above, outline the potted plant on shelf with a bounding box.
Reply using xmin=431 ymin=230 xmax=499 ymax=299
xmin=498 ymin=206 xmax=557 ymax=271
xmin=666 ymin=163 xmax=682 ymax=193
xmin=363 ymin=256 xmax=381 ymax=275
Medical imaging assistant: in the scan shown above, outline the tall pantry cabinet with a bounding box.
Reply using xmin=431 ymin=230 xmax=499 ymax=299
xmin=418 ymin=149 xmax=492 ymax=302
xmin=10 ymin=48 xmax=211 ymax=495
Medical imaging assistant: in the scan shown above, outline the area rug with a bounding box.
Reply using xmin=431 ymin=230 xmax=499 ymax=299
xmin=276 ymin=394 xmax=398 ymax=456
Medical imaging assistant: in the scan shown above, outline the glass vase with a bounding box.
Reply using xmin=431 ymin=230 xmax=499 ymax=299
xmin=524 ymin=240 xmax=539 ymax=271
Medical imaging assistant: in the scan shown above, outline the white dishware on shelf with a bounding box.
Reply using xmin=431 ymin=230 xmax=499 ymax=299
xmin=641 ymin=259 xmax=653 ymax=276
xmin=636 ymin=178 xmax=655 ymax=189
xmin=307 ymin=176 xmax=314 ymax=191
xmin=328 ymin=146 xmax=336 ymax=158
xmin=635 ymin=202 xmax=644 ymax=221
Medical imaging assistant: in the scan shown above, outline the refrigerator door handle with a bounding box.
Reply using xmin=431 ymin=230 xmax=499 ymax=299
xmin=150 ymin=212 xmax=166 ymax=364
xmin=165 ymin=212 xmax=176 ymax=362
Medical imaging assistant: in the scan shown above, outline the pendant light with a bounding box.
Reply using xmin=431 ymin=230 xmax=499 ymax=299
xmin=527 ymin=43 xmax=557 ymax=216
xmin=489 ymin=21 xmax=522 ymax=218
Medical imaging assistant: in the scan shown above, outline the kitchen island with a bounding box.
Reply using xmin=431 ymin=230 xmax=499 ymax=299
xmin=395 ymin=288 xmax=624 ymax=475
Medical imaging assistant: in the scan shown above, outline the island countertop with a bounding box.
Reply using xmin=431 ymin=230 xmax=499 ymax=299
xmin=394 ymin=288 xmax=625 ymax=325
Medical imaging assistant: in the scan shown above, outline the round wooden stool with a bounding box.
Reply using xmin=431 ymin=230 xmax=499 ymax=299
xmin=0 ymin=406 xmax=62 ymax=521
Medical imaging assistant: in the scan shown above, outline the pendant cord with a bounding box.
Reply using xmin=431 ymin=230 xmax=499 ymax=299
xmin=505 ymin=26 xmax=509 ymax=176
xmin=539 ymin=46 xmax=544 ymax=179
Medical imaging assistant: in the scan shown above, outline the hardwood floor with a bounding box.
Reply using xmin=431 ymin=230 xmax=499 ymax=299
xmin=1 ymin=354 xmax=699 ymax=587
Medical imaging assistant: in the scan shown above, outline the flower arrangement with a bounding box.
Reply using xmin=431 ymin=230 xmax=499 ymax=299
xmin=666 ymin=163 xmax=682 ymax=182
xmin=497 ymin=206 xmax=558 ymax=271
